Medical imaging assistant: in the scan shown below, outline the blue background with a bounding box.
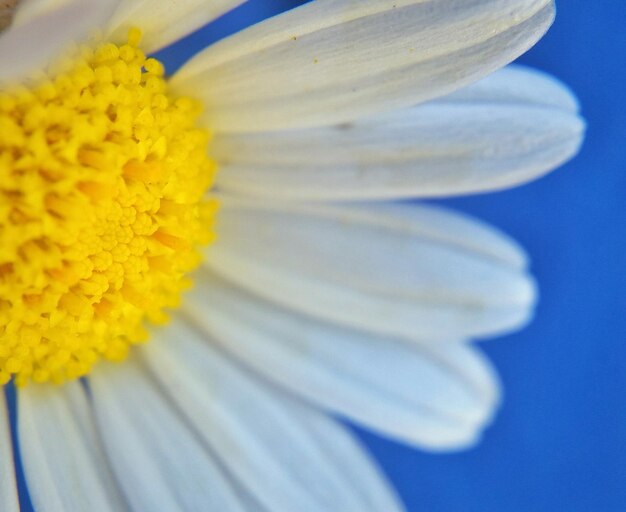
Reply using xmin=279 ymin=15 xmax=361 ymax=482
xmin=10 ymin=2 xmax=626 ymax=511
xmin=165 ymin=2 xmax=625 ymax=511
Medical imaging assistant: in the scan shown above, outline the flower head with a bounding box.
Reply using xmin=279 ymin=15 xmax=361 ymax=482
xmin=0 ymin=1 xmax=583 ymax=511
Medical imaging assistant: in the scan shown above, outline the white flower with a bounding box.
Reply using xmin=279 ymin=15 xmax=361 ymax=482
xmin=0 ymin=1 xmax=584 ymax=511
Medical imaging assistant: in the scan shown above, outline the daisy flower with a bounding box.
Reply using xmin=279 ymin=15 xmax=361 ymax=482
xmin=0 ymin=0 xmax=584 ymax=510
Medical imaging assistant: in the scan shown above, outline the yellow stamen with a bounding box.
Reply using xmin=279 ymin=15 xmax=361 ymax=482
xmin=0 ymin=30 xmax=217 ymax=386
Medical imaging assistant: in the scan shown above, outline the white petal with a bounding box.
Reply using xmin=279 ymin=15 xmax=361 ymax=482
xmin=205 ymin=198 xmax=537 ymax=341
xmin=442 ymin=63 xmax=580 ymax=112
xmin=185 ymin=272 xmax=500 ymax=450
xmin=141 ymin=321 xmax=404 ymax=512
xmin=213 ymin=66 xmax=584 ymax=200
xmin=0 ymin=393 xmax=19 ymax=512
xmin=88 ymin=358 xmax=246 ymax=512
xmin=173 ymin=0 xmax=555 ymax=132
xmin=18 ymin=383 xmax=127 ymax=512
xmin=105 ymin=0 xmax=246 ymax=54
xmin=0 ymin=0 xmax=118 ymax=84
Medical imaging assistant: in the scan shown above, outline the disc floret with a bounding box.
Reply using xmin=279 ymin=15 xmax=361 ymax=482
xmin=0 ymin=30 xmax=217 ymax=386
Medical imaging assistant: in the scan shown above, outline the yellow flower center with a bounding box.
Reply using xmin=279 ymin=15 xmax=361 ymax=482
xmin=0 ymin=30 xmax=217 ymax=386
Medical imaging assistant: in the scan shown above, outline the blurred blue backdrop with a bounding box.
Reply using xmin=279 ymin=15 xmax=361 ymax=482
xmin=10 ymin=1 xmax=625 ymax=511
xmin=157 ymin=2 xmax=624 ymax=511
